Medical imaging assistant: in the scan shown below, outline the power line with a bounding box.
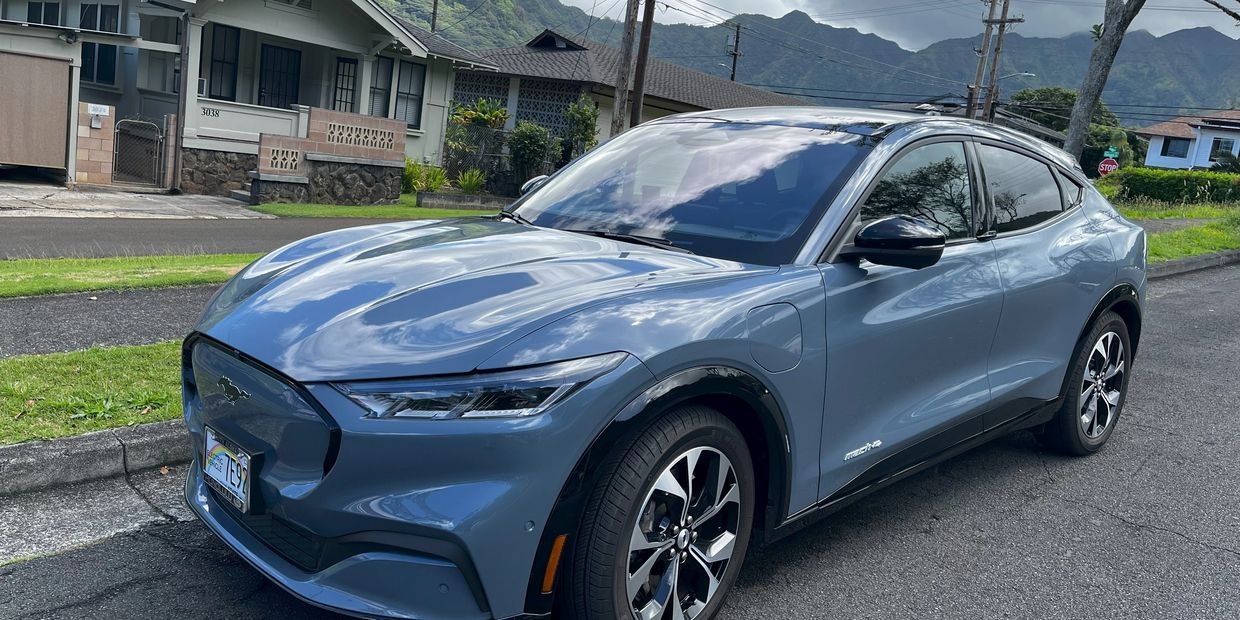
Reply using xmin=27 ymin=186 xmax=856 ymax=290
xmin=437 ymin=0 xmax=496 ymax=33
xmin=748 ymin=83 xmax=959 ymax=98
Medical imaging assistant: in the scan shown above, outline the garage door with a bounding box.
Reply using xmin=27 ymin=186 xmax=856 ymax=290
xmin=0 ymin=51 xmax=71 ymax=169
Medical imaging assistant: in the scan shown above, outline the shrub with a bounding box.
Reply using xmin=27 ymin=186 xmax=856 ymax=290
xmin=421 ymin=166 xmax=448 ymax=192
xmin=402 ymin=158 xmax=423 ymax=194
xmin=1213 ymin=152 xmax=1240 ymax=174
xmin=508 ymin=121 xmax=560 ymax=182
xmin=450 ymin=99 xmax=509 ymax=129
xmin=456 ymin=168 xmax=487 ymax=194
xmin=1101 ymin=167 xmax=1240 ymax=203
xmin=565 ymin=93 xmax=600 ymax=158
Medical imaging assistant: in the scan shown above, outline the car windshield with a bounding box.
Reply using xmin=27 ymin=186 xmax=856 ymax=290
xmin=510 ymin=120 xmax=871 ymax=265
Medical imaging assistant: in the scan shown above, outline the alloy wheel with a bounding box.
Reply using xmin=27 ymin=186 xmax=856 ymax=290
xmin=626 ymin=446 xmax=741 ymax=619
xmin=1079 ymin=331 xmax=1125 ymax=440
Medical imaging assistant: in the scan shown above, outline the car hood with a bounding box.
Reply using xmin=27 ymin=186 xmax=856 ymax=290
xmin=198 ymin=218 xmax=762 ymax=382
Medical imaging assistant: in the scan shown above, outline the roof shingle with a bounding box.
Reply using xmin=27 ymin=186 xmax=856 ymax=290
xmin=475 ymin=30 xmax=804 ymax=110
xmin=1135 ymin=110 xmax=1240 ymax=139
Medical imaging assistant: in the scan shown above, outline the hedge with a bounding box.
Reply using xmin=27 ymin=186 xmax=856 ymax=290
xmin=1096 ymin=168 xmax=1240 ymax=203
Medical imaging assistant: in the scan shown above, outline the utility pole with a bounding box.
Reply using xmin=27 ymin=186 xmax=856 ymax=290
xmin=982 ymin=0 xmax=1023 ymax=122
xmin=629 ymin=0 xmax=657 ymax=127
xmin=727 ymin=21 xmax=741 ymax=81
xmin=610 ymin=0 xmax=640 ymax=136
xmin=430 ymin=0 xmax=439 ymax=32
xmin=964 ymin=0 xmax=998 ymax=119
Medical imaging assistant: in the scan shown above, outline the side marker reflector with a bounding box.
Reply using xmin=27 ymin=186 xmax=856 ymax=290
xmin=541 ymin=534 xmax=568 ymax=594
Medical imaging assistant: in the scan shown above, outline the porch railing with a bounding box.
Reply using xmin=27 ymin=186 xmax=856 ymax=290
xmin=195 ymin=98 xmax=306 ymax=144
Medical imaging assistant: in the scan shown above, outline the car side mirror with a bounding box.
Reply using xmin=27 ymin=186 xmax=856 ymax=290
xmin=520 ymin=175 xmax=549 ymax=195
xmin=840 ymin=215 xmax=946 ymax=270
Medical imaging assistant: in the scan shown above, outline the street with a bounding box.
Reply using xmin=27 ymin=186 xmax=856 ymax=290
xmin=2 ymin=264 xmax=1239 ymax=619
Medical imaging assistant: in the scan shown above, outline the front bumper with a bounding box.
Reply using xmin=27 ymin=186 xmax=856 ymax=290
xmin=182 ymin=336 xmax=654 ymax=619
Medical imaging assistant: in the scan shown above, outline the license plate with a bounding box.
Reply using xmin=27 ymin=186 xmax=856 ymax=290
xmin=204 ymin=426 xmax=251 ymax=512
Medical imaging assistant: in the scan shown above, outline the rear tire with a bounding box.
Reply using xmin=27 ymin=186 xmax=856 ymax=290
xmin=1043 ymin=311 xmax=1131 ymax=455
xmin=566 ymin=404 xmax=755 ymax=619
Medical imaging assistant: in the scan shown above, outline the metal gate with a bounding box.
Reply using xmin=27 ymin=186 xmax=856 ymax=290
xmin=113 ymin=118 xmax=165 ymax=186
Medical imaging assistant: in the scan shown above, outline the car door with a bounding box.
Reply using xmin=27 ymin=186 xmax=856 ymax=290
xmin=976 ymin=141 xmax=1117 ymax=426
xmin=817 ymin=139 xmax=1004 ymax=502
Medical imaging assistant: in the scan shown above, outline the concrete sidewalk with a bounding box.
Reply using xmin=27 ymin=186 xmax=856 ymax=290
xmin=0 ymin=179 xmax=266 ymax=219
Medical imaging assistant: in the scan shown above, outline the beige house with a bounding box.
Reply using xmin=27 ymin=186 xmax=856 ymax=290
xmin=0 ymin=0 xmax=494 ymax=199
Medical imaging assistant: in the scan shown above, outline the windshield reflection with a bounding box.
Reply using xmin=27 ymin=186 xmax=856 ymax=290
xmin=513 ymin=121 xmax=870 ymax=265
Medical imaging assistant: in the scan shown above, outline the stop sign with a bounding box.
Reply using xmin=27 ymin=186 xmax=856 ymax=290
xmin=1098 ymin=157 xmax=1119 ymax=176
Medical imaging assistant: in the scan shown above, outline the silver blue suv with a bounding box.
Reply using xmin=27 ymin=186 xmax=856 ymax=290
xmin=183 ymin=108 xmax=1145 ymax=620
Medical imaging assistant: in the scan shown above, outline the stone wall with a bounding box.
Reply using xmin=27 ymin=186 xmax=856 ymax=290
xmin=307 ymin=161 xmax=401 ymax=204
xmin=251 ymin=177 xmax=310 ymax=204
xmin=75 ymin=102 xmax=115 ymax=186
xmin=181 ymin=148 xmax=256 ymax=196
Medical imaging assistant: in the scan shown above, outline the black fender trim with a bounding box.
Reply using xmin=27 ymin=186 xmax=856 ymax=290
xmin=521 ymin=365 xmax=792 ymax=616
xmin=1081 ymin=283 xmax=1142 ymax=358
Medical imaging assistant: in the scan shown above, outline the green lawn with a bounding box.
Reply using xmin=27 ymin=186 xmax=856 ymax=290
xmin=251 ymin=193 xmax=496 ymax=219
xmin=1147 ymin=219 xmax=1240 ymax=263
xmin=1116 ymin=200 xmax=1238 ymax=221
xmin=0 ymin=254 xmax=260 ymax=299
xmin=0 ymin=342 xmax=182 ymax=445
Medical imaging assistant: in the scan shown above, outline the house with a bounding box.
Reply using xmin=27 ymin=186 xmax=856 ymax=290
xmin=0 ymin=0 xmax=494 ymax=202
xmin=874 ymin=94 xmax=1067 ymax=147
xmin=452 ymin=29 xmax=804 ymax=143
xmin=1135 ymin=111 xmax=1240 ymax=169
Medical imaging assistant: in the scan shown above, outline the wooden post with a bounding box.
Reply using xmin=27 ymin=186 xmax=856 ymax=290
xmin=981 ymin=0 xmax=1012 ymax=122
xmin=629 ymin=0 xmax=656 ymax=128
xmin=965 ymin=0 xmax=998 ymax=119
xmin=610 ymin=0 xmax=640 ymax=136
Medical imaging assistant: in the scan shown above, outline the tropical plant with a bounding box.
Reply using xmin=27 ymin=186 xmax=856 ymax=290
xmin=456 ymin=168 xmax=487 ymax=194
xmin=450 ymin=98 xmax=509 ymax=129
xmin=1212 ymin=151 xmax=1240 ymax=174
xmin=565 ymin=93 xmax=600 ymax=158
xmin=402 ymin=158 xmax=423 ymax=194
xmin=508 ymin=121 xmax=560 ymax=182
xmin=420 ymin=166 xmax=449 ymax=192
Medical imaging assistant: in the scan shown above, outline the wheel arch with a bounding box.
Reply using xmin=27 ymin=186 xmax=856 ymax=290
xmin=522 ymin=365 xmax=792 ymax=616
xmin=1057 ymin=283 xmax=1142 ymax=406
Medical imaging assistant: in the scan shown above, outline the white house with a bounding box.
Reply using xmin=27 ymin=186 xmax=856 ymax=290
xmin=0 ymin=0 xmax=494 ymax=200
xmin=1135 ymin=110 xmax=1240 ymax=170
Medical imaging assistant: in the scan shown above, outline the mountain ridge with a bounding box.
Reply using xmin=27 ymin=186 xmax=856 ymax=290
xmin=387 ymin=0 xmax=1240 ymax=126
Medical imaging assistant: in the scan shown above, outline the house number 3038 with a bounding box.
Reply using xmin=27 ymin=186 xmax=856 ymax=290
xmin=202 ymin=107 xmax=221 ymax=117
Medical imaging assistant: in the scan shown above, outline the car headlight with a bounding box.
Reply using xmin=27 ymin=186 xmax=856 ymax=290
xmin=333 ymin=352 xmax=628 ymax=419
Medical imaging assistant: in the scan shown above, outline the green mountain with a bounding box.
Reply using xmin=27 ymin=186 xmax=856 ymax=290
xmin=387 ymin=0 xmax=1240 ymax=126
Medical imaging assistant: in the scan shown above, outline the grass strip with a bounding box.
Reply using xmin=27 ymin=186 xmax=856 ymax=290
xmin=1116 ymin=200 xmax=1238 ymax=221
xmin=251 ymin=194 xmax=498 ymax=219
xmin=0 ymin=254 xmax=260 ymax=298
xmin=1147 ymin=219 xmax=1240 ymax=263
xmin=0 ymin=342 xmax=182 ymax=445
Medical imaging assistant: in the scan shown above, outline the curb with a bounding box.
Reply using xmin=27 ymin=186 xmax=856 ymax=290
xmin=0 ymin=420 xmax=191 ymax=496
xmin=1149 ymin=249 xmax=1240 ymax=280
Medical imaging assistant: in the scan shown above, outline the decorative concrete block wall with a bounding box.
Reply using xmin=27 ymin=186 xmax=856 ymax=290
xmin=75 ymin=102 xmax=115 ymax=186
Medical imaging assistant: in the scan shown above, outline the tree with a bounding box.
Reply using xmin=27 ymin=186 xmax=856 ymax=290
xmin=1010 ymin=87 xmax=1119 ymax=132
xmin=1064 ymin=0 xmax=1147 ymax=160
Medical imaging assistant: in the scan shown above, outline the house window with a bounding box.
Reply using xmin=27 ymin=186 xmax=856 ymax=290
xmin=207 ymin=24 xmax=240 ymax=101
xmin=1210 ymin=137 xmax=1236 ymax=162
xmin=27 ymin=1 xmax=60 ymax=25
xmin=394 ymin=60 xmax=426 ymax=129
xmin=1160 ymin=137 xmax=1190 ymax=159
xmin=80 ymin=3 xmax=120 ymax=85
xmin=368 ymin=57 xmax=393 ymax=117
xmin=333 ymin=57 xmax=358 ymax=112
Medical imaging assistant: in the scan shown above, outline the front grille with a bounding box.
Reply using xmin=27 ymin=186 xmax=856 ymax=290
xmin=216 ymin=496 xmax=325 ymax=572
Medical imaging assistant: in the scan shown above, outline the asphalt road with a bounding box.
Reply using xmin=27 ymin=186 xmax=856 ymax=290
xmin=0 ymin=217 xmax=404 ymax=259
xmin=3 ymin=265 xmax=1239 ymax=619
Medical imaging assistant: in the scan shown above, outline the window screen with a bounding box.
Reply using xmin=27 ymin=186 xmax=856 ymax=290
xmin=207 ymin=24 xmax=240 ymax=101
xmin=1210 ymin=137 xmax=1236 ymax=162
xmin=979 ymin=144 xmax=1064 ymax=233
xmin=1160 ymin=137 xmax=1190 ymax=158
xmin=369 ymin=57 xmax=393 ymax=117
xmin=394 ymin=61 xmax=426 ymax=128
xmin=859 ymin=142 xmax=974 ymax=240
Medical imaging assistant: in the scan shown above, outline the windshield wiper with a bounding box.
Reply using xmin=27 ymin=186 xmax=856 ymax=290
xmin=563 ymin=229 xmax=694 ymax=254
xmin=496 ymin=210 xmax=535 ymax=226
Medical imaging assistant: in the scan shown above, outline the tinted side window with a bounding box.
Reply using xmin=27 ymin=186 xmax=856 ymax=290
xmin=979 ymin=145 xmax=1064 ymax=233
xmin=859 ymin=142 xmax=973 ymax=240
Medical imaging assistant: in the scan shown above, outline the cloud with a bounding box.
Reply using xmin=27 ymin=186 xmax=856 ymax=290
xmin=559 ymin=0 xmax=1238 ymax=49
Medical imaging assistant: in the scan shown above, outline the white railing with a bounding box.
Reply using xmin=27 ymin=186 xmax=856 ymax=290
xmin=195 ymin=98 xmax=303 ymax=144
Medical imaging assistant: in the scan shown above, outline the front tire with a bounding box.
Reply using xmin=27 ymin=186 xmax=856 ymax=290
xmin=1043 ymin=311 xmax=1131 ymax=455
xmin=567 ymin=404 xmax=755 ymax=619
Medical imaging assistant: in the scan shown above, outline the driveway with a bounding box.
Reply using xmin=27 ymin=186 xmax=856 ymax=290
xmin=0 ymin=179 xmax=267 ymax=220
xmin=2 ymin=265 xmax=1239 ymax=619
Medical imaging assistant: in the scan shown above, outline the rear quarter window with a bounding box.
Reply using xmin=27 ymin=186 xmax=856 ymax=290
xmin=979 ymin=144 xmax=1064 ymax=233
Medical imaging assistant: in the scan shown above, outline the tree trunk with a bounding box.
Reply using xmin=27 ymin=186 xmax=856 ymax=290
xmin=1063 ymin=0 xmax=1146 ymax=159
